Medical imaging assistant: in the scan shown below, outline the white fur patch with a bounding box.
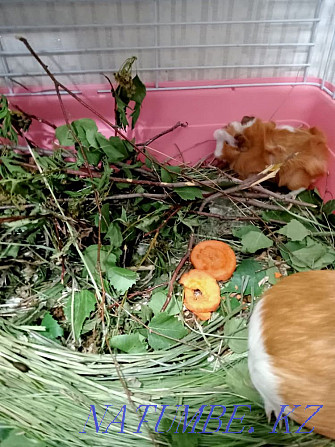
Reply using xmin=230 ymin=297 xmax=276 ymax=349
xmin=230 ymin=121 xmax=243 ymax=133
xmin=248 ymin=299 xmax=283 ymax=418
xmin=242 ymin=118 xmax=256 ymax=129
xmin=213 ymin=128 xmax=236 ymax=157
xmin=231 ymin=118 xmax=256 ymax=133
xmin=277 ymin=125 xmax=295 ymax=132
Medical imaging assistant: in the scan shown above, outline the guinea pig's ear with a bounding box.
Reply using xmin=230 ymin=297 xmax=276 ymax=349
xmin=241 ymin=116 xmax=255 ymax=125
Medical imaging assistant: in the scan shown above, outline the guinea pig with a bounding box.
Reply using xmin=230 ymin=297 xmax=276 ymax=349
xmin=248 ymin=270 xmax=335 ymax=439
xmin=214 ymin=117 xmax=329 ymax=191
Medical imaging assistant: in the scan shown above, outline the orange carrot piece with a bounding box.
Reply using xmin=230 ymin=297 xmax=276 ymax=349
xmin=190 ymin=240 xmax=236 ymax=281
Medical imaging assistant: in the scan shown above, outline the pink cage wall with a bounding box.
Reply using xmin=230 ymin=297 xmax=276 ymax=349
xmin=9 ymin=76 xmax=335 ymax=201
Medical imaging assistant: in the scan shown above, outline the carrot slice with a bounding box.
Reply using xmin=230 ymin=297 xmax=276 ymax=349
xmin=190 ymin=240 xmax=236 ymax=281
xmin=180 ymin=270 xmax=221 ymax=315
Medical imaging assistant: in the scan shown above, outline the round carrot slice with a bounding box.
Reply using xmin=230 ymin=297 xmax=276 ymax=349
xmin=180 ymin=269 xmax=221 ymax=315
xmin=190 ymin=240 xmax=236 ymax=281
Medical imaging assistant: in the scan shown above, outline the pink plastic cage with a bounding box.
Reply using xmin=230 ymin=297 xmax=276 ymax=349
xmin=7 ymin=76 xmax=335 ymax=201
xmin=1 ymin=0 xmax=335 ymax=199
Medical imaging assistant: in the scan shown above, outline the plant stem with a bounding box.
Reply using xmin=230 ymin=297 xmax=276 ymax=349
xmin=161 ymin=233 xmax=194 ymax=312
xmin=138 ymin=121 xmax=188 ymax=146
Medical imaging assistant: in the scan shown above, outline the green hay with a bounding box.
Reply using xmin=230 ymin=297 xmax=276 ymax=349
xmin=1 ymin=321 xmax=332 ymax=447
xmin=1 ymin=113 xmax=335 ymax=446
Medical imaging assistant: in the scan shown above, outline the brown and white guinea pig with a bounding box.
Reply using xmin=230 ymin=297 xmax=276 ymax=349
xmin=214 ymin=117 xmax=329 ymax=191
xmin=248 ymin=270 xmax=335 ymax=439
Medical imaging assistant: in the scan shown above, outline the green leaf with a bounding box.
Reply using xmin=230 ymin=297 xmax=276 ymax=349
xmin=55 ymin=124 xmax=74 ymax=146
xmin=179 ymin=215 xmax=201 ymax=231
xmin=148 ymin=290 xmax=181 ymax=316
xmin=108 ymin=266 xmax=138 ymax=293
xmin=226 ymin=359 xmax=262 ymax=403
xmin=135 ymin=209 xmax=169 ymax=232
xmin=85 ymin=128 xmax=99 ymax=148
xmin=64 ymin=290 xmax=96 ymax=340
xmin=224 ymin=317 xmax=248 ymax=353
xmin=81 ymin=317 xmax=98 ymax=335
xmin=105 ymin=222 xmax=123 ymax=249
xmin=167 ymin=431 xmax=200 ymax=447
xmin=73 ymin=118 xmax=98 ymax=132
xmin=83 ymin=245 xmax=117 ymax=274
xmin=292 ymin=243 xmax=327 ymax=267
xmin=41 ymin=312 xmax=63 ymax=340
xmin=0 ymin=244 xmax=19 ymax=258
xmin=94 ymin=203 xmax=110 ymax=233
xmin=1 ymin=157 xmax=27 ymax=175
xmin=97 ymin=134 xmax=129 ymax=162
xmin=115 ymin=95 xmax=129 ymax=129
xmin=232 ymin=224 xmax=259 ymax=238
xmin=261 ymin=210 xmax=292 ymax=223
xmin=96 ymin=162 xmax=112 ymax=192
xmin=131 ymin=103 xmax=141 ymax=129
xmin=266 ymin=261 xmax=281 ymax=285
xmin=71 ymin=118 xmax=98 ymax=147
xmin=161 ymin=167 xmax=174 ymax=183
xmin=167 ymin=165 xmax=181 ymax=174
xmin=0 ymin=427 xmax=11 ymax=442
xmin=297 ymin=189 xmax=322 ymax=206
xmin=137 ymin=304 xmax=153 ymax=322
xmin=241 ymin=231 xmax=273 ymax=253
xmin=132 ymin=74 xmax=146 ymax=104
xmin=174 ymin=186 xmax=203 ymax=200
xmin=228 ymin=295 xmax=241 ymax=310
xmin=224 ymin=259 xmax=265 ymax=296
xmin=322 ymin=199 xmax=335 ymax=215
xmin=148 ymin=313 xmax=188 ymax=350
xmin=1 ymin=430 xmax=47 ymax=447
xmin=277 ymin=219 xmax=310 ymax=241
xmin=77 ymin=146 xmax=102 ymax=166
xmin=280 ymin=238 xmax=335 ymax=271
xmin=161 ymin=418 xmax=200 ymax=446
xmin=109 ymin=333 xmax=147 ymax=353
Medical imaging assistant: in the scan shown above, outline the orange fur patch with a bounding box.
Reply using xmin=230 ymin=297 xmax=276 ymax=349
xmin=216 ymin=118 xmax=329 ymax=190
xmin=260 ymin=271 xmax=335 ymax=439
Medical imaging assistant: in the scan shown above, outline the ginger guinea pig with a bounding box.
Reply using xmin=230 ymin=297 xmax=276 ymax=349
xmin=214 ymin=117 xmax=329 ymax=191
xmin=248 ymin=270 xmax=335 ymax=439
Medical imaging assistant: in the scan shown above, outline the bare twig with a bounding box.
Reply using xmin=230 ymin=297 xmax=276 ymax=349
xmin=13 ymin=104 xmax=57 ymax=129
xmin=221 ymin=171 xmax=316 ymax=208
xmin=138 ymin=121 xmax=188 ymax=147
xmin=227 ymin=195 xmax=283 ymax=211
xmin=16 ymin=36 xmax=108 ymax=329
xmin=114 ymin=162 xmax=158 ymax=180
xmin=7 ymin=159 xmax=215 ymax=189
xmin=17 ymin=37 xmax=146 ymax=158
xmin=0 ymin=215 xmax=37 ymax=224
xmin=106 ymin=193 xmax=169 ymax=201
xmin=189 ymin=210 xmax=287 ymax=223
xmin=143 ymin=205 xmax=181 ymax=237
xmin=126 ymin=282 xmax=169 ymax=300
xmin=102 ymin=74 xmax=118 ymax=136
xmin=161 ymin=233 xmax=194 ymax=312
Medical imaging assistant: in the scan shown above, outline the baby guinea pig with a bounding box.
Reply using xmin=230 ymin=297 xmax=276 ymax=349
xmin=214 ymin=117 xmax=329 ymax=191
xmin=248 ymin=270 xmax=335 ymax=439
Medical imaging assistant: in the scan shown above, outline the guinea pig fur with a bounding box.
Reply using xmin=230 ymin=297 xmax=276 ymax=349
xmin=248 ymin=270 xmax=335 ymax=439
xmin=214 ymin=117 xmax=329 ymax=190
